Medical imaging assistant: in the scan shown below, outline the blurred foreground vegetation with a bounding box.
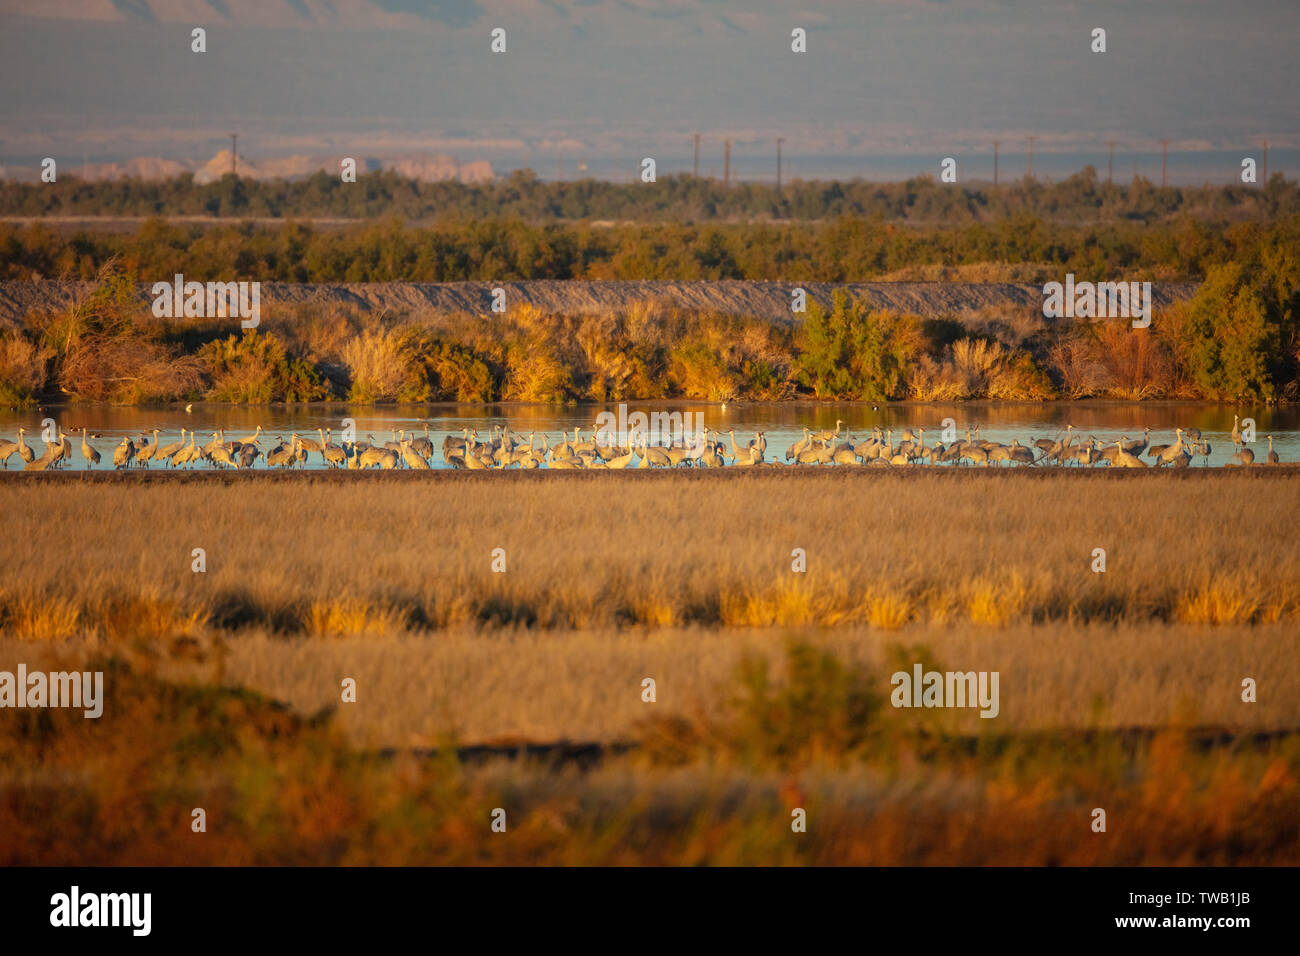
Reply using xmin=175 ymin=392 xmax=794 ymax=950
xmin=1 ymin=642 xmax=1296 ymax=865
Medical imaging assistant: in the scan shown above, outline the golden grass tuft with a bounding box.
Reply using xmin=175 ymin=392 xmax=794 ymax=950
xmin=862 ymin=589 xmax=914 ymax=630
xmin=721 ymin=580 xmax=816 ymax=627
xmin=629 ymin=598 xmax=676 ymax=628
xmin=966 ymin=574 xmax=1030 ymax=627
xmin=92 ymin=593 xmax=208 ymax=642
xmin=1 ymin=591 xmax=82 ymax=641
xmin=305 ymin=598 xmax=410 ymax=638
xmin=1177 ymin=579 xmax=1263 ymax=625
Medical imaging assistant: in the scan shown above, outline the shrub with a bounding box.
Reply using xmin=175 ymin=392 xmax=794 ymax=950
xmin=199 ymin=329 xmax=330 ymax=403
xmin=1180 ymin=263 xmax=1278 ymax=401
xmin=341 ymin=328 xmax=417 ymax=402
xmin=795 ymin=293 xmax=921 ymax=400
xmin=0 ymin=331 xmax=50 ymax=405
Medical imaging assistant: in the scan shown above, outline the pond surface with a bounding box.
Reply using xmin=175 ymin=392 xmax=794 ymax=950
xmin=1 ymin=403 xmax=1296 ymax=469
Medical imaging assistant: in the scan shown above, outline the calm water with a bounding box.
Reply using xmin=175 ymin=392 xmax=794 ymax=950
xmin=2 ymin=403 xmax=1297 ymax=470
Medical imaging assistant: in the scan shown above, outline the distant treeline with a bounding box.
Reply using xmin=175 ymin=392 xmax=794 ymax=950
xmin=2 ymin=167 xmax=1298 ymax=223
xmin=1 ymin=253 xmax=1295 ymax=407
xmin=4 ymin=214 xmax=1300 ymax=284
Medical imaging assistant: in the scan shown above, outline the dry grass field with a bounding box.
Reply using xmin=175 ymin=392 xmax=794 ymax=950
xmin=1 ymin=469 xmax=1298 ymax=864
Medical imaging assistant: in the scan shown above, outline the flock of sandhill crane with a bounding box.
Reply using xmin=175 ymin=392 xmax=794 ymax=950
xmin=0 ymin=414 xmax=1284 ymax=471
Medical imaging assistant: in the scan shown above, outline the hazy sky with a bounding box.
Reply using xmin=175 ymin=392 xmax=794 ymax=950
xmin=1 ymin=0 xmax=1295 ymax=179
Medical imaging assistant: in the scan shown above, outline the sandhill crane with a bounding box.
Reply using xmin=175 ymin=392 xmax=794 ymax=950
xmin=462 ymin=439 xmax=488 ymax=469
xmin=727 ymin=430 xmax=754 ymax=465
xmin=357 ymin=443 xmax=385 ymax=469
xmin=52 ymin=430 xmax=74 ymax=469
xmin=816 ymin=419 xmax=844 ymax=443
xmin=80 ymin=428 xmax=101 ymax=466
xmin=572 ymin=427 xmax=598 ymax=457
xmin=1152 ymin=435 xmax=1189 ymax=467
xmin=1007 ymin=439 xmax=1035 ymax=465
xmin=641 ymin=441 xmax=672 ymax=468
xmin=297 ymin=429 xmax=323 ymax=454
xmin=832 ymin=444 xmax=858 ymax=465
xmin=16 ymin=428 xmax=34 ymax=464
xmin=0 ymin=428 xmax=24 ymax=467
xmin=1229 ymin=446 xmax=1255 ymax=466
xmin=24 ymin=447 xmax=55 ymax=470
xmin=113 ymin=437 xmax=136 ymax=469
xmin=1121 ymin=428 xmax=1150 ymax=455
xmin=549 ymin=429 xmax=572 ymax=461
xmin=443 ymin=429 xmax=469 ymax=458
xmin=202 ymin=431 xmax=224 ymax=459
xmin=402 ymin=438 xmax=431 ymax=469
xmin=1076 ymin=438 xmax=1102 ymax=467
xmin=937 ymin=440 xmax=964 ymax=465
xmin=663 ymin=443 xmax=689 ymax=467
xmin=1147 ymin=428 xmax=1184 ymax=462
xmin=410 ymin=424 xmax=434 ymax=459
xmin=209 ymin=443 xmax=237 ymax=469
xmin=795 ymin=442 xmax=822 ymax=465
xmin=606 ymin=444 xmax=635 ymax=469
xmin=854 ymin=428 xmax=882 ymax=461
xmin=699 ymin=441 xmax=724 ymax=468
xmin=266 ymin=436 xmax=297 ymax=469
xmin=1266 ymin=435 xmax=1280 ymax=464
xmin=155 ymin=430 xmax=185 ymax=465
xmin=320 ymin=428 xmax=346 ymax=468
xmin=30 ymin=429 xmax=56 ymax=467
xmin=230 ymin=424 xmax=262 ymax=452
xmin=135 ymin=429 xmax=161 ymax=467
xmin=173 ymin=430 xmax=200 ymax=468
xmin=1191 ymin=437 xmax=1211 ymax=466
xmin=1113 ymin=440 xmax=1148 ymax=468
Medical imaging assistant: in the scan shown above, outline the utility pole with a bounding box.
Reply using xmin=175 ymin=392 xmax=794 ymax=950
xmin=1106 ymin=141 xmax=1116 ymax=184
xmin=230 ymin=133 xmax=237 ymax=176
xmin=693 ymin=133 xmax=700 ymax=178
xmin=1262 ymin=140 xmax=1268 ymax=186
xmin=724 ymin=138 xmax=731 ymax=187
xmin=776 ymin=137 xmax=785 ymax=189
xmin=1027 ymin=135 xmax=1036 ymax=179
xmin=1160 ymin=139 xmax=1168 ymax=188
xmin=993 ymin=140 xmax=999 ymax=185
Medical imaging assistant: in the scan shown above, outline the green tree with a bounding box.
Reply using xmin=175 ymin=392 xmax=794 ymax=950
xmin=795 ymin=292 xmax=919 ymax=400
xmin=1183 ymin=263 xmax=1278 ymax=400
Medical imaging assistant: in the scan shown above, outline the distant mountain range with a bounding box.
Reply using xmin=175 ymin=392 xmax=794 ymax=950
xmin=2 ymin=150 xmax=494 ymax=184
